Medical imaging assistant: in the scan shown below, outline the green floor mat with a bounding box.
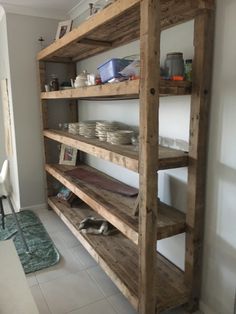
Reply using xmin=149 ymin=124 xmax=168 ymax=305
xmin=0 ymin=210 xmax=60 ymax=274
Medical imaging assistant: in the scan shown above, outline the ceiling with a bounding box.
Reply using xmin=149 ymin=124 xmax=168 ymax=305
xmin=0 ymin=0 xmax=84 ymax=18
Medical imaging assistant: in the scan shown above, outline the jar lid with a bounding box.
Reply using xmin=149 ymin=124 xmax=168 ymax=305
xmin=185 ymin=59 xmax=192 ymax=63
xmin=166 ymin=52 xmax=183 ymax=56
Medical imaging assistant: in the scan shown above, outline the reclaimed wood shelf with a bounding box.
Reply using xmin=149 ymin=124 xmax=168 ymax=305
xmin=44 ymin=129 xmax=189 ymax=172
xmin=46 ymin=163 xmax=186 ymax=245
xmin=38 ymin=0 xmax=215 ymax=311
xmin=48 ymin=196 xmax=188 ymax=312
xmin=37 ymin=0 xmax=214 ymax=63
xmin=41 ymin=80 xmax=192 ymax=100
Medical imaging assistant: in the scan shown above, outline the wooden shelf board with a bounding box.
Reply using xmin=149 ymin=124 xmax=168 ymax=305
xmin=37 ymin=0 xmax=214 ymax=62
xmin=48 ymin=196 xmax=188 ymax=312
xmin=44 ymin=130 xmax=189 ymax=172
xmin=46 ymin=163 xmax=186 ymax=245
xmin=41 ymin=80 xmax=191 ymax=100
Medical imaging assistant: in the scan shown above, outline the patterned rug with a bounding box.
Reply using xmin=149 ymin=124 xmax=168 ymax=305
xmin=0 ymin=210 xmax=60 ymax=274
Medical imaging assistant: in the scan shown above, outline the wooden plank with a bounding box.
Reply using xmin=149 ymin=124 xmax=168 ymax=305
xmin=66 ymin=63 xmax=78 ymax=123
xmin=37 ymin=61 xmax=52 ymax=195
xmin=41 ymin=80 xmax=191 ymax=100
xmin=42 ymin=80 xmax=139 ymax=100
xmin=43 ymin=129 xmax=189 ymax=172
xmin=185 ymin=8 xmax=215 ymax=311
xmin=37 ymin=0 xmax=214 ymax=62
xmin=48 ymin=196 xmax=188 ymax=312
xmin=139 ymin=0 xmax=160 ymax=312
xmin=78 ymin=38 xmax=112 ymax=47
xmin=46 ymin=163 xmax=186 ymax=245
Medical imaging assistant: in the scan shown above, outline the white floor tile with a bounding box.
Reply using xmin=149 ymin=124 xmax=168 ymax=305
xmin=26 ymin=272 xmax=38 ymax=287
xmin=50 ymin=229 xmax=79 ymax=251
xmin=86 ymin=265 xmax=120 ymax=297
xmin=108 ymin=293 xmax=137 ymax=314
xmin=68 ymin=299 xmax=117 ymax=314
xmin=30 ymin=284 xmax=52 ymax=314
xmin=35 ymin=248 xmax=86 ymax=284
xmin=39 ymin=271 xmax=104 ymax=314
xmin=37 ymin=210 xmax=69 ymax=235
xmin=69 ymin=245 xmax=97 ymax=269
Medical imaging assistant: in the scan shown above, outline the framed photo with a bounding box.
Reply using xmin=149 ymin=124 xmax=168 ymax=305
xmin=59 ymin=144 xmax=77 ymax=165
xmin=55 ymin=20 xmax=72 ymax=40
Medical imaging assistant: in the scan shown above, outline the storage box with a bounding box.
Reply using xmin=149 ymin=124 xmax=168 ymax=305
xmin=97 ymin=58 xmax=132 ymax=83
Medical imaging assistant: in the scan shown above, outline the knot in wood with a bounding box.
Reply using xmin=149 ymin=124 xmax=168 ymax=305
xmin=150 ymin=88 xmax=156 ymax=95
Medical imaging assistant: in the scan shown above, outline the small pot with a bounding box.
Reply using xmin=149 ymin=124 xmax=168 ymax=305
xmin=74 ymin=70 xmax=88 ymax=88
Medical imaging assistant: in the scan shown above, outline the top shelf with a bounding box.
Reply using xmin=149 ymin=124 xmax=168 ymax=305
xmin=37 ymin=0 xmax=214 ymax=63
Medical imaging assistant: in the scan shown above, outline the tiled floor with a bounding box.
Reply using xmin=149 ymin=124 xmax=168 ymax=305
xmin=26 ymin=208 xmax=202 ymax=314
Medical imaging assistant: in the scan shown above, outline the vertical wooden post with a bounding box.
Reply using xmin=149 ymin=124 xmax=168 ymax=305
xmin=139 ymin=0 xmax=160 ymax=313
xmin=38 ymin=60 xmax=52 ymax=197
xmin=185 ymin=8 xmax=215 ymax=310
xmin=38 ymin=61 xmax=48 ymax=130
xmin=67 ymin=63 xmax=78 ymax=122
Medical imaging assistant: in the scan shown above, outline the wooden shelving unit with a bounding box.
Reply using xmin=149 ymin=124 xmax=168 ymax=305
xmin=37 ymin=0 xmax=215 ymax=313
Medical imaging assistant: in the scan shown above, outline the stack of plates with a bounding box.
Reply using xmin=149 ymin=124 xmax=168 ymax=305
xmin=96 ymin=121 xmax=119 ymax=142
xmin=68 ymin=123 xmax=80 ymax=135
xmin=78 ymin=120 xmax=97 ymax=138
xmin=107 ymin=130 xmax=134 ymax=145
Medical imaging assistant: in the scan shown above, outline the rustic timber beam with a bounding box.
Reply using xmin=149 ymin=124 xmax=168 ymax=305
xmin=138 ymin=0 xmax=160 ymax=313
xmin=185 ymin=6 xmax=215 ymax=311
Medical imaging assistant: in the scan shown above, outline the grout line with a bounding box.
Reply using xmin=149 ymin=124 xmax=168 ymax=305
xmin=34 ymin=283 xmax=53 ymax=314
xmin=85 ymin=266 xmax=108 ymax=298
xmin=65 ymin=297 xmax=107 ymax=314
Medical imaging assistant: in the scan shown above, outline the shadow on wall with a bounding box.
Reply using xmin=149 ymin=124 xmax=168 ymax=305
xmin=201 ymin=0 xmax=236 ymax=312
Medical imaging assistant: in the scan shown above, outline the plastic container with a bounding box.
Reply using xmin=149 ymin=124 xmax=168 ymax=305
xmin=97 ymin=58 xmax=132 ymax=83
xmin=164 ymin=52 xmax=184 ymax=78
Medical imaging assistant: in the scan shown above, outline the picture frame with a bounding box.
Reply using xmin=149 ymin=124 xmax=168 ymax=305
xmin=55 ymin=20 xmax=72 ymax=40
xmin=59 ymin=144 xmax=77 ymax=166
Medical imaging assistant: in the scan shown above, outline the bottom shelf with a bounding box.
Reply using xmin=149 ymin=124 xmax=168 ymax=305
xmin=48 ymin=196 xmax=189 ymax=313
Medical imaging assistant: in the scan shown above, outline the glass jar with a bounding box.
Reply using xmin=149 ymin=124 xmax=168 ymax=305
xmin=184 ymin=59 xmax=193 ymax=82
xmin=49 ymin=74 xmax=59 ymax=91
xmin=164 ymin=52 xmax=184 ymax=78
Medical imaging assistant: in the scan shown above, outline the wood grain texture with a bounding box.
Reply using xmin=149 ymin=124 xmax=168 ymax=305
xmin=185 ymin=8 xmax=215 ymax=311
xmin=138 ymin=0 xmax=160 ymax=312
xmin=37 ymin=0 xmax=214 ymax=62
xmin=67 ymin=63 xmax=78 ymax=123
xmin=48 ymin=196 xmax=188 ymax=312
xmin=46 ymin=163 xmax=186 ymax=245
xmin=43 ymin=129 xmax=188 ymax=172
xmin=41 ymin=80 xmax=191 ymax=100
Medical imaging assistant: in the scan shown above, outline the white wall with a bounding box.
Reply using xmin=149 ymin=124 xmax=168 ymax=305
xmin=0 ymin=13 xmax=8 ymax=166
xmin=201 ymin=1 xmax=236 ymax=313
xmin=2 ymin=12 xmax=59 ymax=209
